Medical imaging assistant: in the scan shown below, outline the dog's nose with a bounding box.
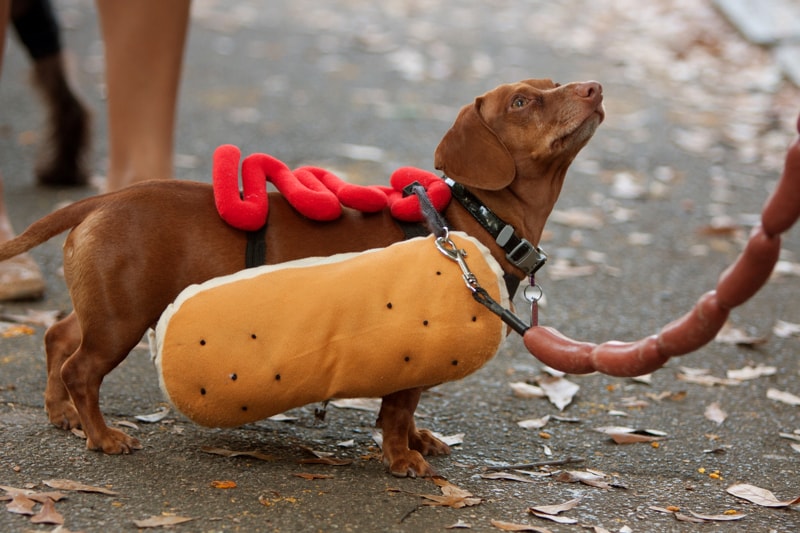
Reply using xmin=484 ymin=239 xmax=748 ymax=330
xmin=575 ymin=81 xmax=602 ymax=99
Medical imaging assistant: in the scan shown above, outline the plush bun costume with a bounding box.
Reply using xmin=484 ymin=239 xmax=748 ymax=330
xmin=150 ymin=233 xmax=508 ymax=428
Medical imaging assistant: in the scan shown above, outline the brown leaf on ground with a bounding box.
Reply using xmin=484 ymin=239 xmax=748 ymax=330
xmin=726 ymin=483 xmax=800 ymax=507
xmin=30 ymin=498 xmax=64 ymax=525
xmin=42 ymin=479 xmax=117 ymax=495
xmin=200 ymin=446 xmax=278 ymax=462
xmin=593 ymin=426 xmax=666 ymax=444
xmin=292 ymin=473 xmax=334 ymax=480
xmin=6 ymin=494 xmax=36 ymax=515
xmin=416 ymin=478 xmax=481 ymax=509
xmin=491 ymin=519 xmax=553 ymax=532
xmin=529 ymin=497 xmax=581 ymax=516
xmin=210 ymin=480 xmax=237 ymax=489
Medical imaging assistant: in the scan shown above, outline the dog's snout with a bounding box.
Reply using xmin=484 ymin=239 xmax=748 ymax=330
xmin=575 ymin=81 xmax=602 ymax=99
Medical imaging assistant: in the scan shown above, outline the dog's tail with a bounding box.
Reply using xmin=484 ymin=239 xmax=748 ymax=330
xmin=0 ymin=194 xmax=105 ymax=261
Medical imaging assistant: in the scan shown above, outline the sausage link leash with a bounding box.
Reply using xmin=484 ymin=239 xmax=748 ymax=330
xmin=410 ymin=183 xmax=541 ymax=335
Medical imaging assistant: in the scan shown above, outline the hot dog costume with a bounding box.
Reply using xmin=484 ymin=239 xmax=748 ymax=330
xmin=150 ymin=233 xmax=508 ymax=428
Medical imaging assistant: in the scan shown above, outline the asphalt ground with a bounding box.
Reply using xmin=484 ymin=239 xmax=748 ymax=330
xmin=1 ymin=1 xmax=799 ymax=531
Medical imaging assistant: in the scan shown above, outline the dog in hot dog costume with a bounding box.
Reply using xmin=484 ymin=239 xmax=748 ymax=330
xmin=150 ymin=233 xmax=507 ymax=428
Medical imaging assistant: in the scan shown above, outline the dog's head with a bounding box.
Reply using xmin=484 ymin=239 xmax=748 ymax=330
xmin=435 ymin=79 xmax=604 ymax=190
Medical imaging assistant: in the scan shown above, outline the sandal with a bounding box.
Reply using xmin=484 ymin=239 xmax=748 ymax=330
xmin=0 ymin=253 xmax=45 ymax=301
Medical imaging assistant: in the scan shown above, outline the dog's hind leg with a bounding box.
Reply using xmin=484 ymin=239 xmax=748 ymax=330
xmin=58 ymin=323 xmax=144 ymax=454
xmin=377 ymin=388 xmax=449 ymax=477
xmin=43 ymin=312 xmax=81 ymax=429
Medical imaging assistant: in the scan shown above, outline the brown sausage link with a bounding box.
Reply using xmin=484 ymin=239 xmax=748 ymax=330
xmin=715 ymin=227 xmax=781 ymax=309
xmin=656 ymin=290 xmax=729 ymax=357
xmin=762 ymin=118 xmax=800 ymax=236
xmin=522 ymin=115 xmax=800 ymax=376
xmin=522 ymin=326 xmax=596 ymax=374
xmin=590 ymin=335 xmax=666 ymax=377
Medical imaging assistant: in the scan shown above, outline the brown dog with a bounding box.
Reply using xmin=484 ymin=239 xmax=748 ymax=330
xmin=0 ymin=78 xmax=604 ymax=477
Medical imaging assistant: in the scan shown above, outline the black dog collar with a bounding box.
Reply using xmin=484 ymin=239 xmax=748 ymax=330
xmin=444 ymin=177 xmax=547 ymax=277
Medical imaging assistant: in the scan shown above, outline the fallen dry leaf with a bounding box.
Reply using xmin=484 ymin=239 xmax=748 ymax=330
xmin=6 ymin=494 xmax=36 ymax=515
xmin=554 ymin=470 xmax=621 ymax=489
xmin=726 ymin=483 xmax=800 ymax=507
xmin=0 ymin=309 xmax=62 ymax=328
xmin=594 ymin=426 xmax=666 ymax=444
xmin=550 ymin=208 xmax=604 ymax=229
xmin=767 ymin=388 xmax=800 ymax=406
xmin=687 ymin=510 xmax=746 ymax=521
xmin=433 ymin=432 xmax=466 ymax=447
xmin=133 ymin=514 xmax=194 ymax=528
xmin=517 ymin=415 xmax=550 ymax=430
xmin=676 ymin=368 xmax=739 ymax=387
xmin=200 ymin=446 xmax=277 ymax=462
xmin=43 ymin=479 xmax=117 ymax=495
xmin=529 ymin=497 xmax=581 ymax=516
xmin=446 ymin=519 xmax=473 ymax=529
xmin=30 ymin=498 xmax=64 ymax=525
xmin=547 ymin=259 xmax=598 ymax=281
xmin=528 ymin=510 xmax=578 ymax=524
xmin=135 ymin=406 xmax=170 ymax=423
xmin=714 ymin=322 xmax=767 ymax=346
xmin=292 ymin=472 xmax=335 ymax=480
xmin=536 ymin=376 xmax=580 ymax=411
xmin=490 ymin=519 xmax=553 ymax=532
xmin=210 ymin=480 xmax=237 ymax=489
xmin=480 ymin=472 xmax=538 ymax=484
xmin=774 ymin=320 xmax=800 ymax=338
xmin=509 ymin=382 xmax=545 ymax=399
xmin=704 ymin=402 xmax=727 ymax=425
xmin=726 ymin=364 xmax=777 ymax=380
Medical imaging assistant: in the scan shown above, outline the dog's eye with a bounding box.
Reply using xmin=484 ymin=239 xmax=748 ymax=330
xmin=511 ymin=96 xmax=527 ymax=108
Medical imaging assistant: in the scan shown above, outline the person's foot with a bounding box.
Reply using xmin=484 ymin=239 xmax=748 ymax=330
xmin=0 ymin=253 xmax=45 ymax=301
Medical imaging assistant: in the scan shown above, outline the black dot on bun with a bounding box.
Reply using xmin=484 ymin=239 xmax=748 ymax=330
xmin=386 ymin=302 xmax=393 ymax=309
xmin=472 ymin=316 xmax=477 ymax=322
xmin=241 ymin=406 xmax=248 ymax=411
xmin=251 ymin=333 xmax=257 ymax=339
xmin=423 ymin=320 xmax=429 ymax=326
xmin=230 ymin=373 xmax=237 ymax=381
xmin=200 ymin=388 xmax=206 ymax=395
xmin=451 ymin=360 xmax=458 ymax=366
xmin=199 ymin=339 xmax=206 ymax=346
xmin=404 ymin=356 xmax=410 ymax=362
xmin=275 ymin=374 xmax=281 ymax=381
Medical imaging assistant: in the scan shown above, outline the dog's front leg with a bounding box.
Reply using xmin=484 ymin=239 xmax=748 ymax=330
xmin=377 ymin=388 xmax=449 ymax=477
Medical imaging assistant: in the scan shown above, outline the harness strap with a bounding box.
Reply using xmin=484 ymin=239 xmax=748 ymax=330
xmin=245 ymin=223 xmax=268 ymax=268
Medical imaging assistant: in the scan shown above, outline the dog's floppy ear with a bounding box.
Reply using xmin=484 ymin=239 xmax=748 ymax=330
xmin=434 ymin=97 xmax=515 ymax=190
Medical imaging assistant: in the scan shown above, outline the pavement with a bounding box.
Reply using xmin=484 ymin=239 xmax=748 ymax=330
xmin=1 ymin=0 xmax=799 ymax=532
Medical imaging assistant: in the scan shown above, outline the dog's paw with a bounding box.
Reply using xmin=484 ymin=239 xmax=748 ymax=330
xmin=86 ymin=427 xmax=143 ymax=454
xmin=385 ymin=450 xmax=436 ymax=478
xmin=409 ymin=429 xmax=451 ymax=457
xmin=46 ymin=402 xmax=81 ymax=430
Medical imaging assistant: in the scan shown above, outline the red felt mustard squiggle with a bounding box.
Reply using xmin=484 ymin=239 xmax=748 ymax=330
xmin=212 ymin=145 xmax=451 ymax=230
xmin=523 ymin=115 xmax=800 ymax=377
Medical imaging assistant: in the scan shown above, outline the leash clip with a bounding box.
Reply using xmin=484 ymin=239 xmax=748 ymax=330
xmin=435 ymin=232 xmax=478 ymax=291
